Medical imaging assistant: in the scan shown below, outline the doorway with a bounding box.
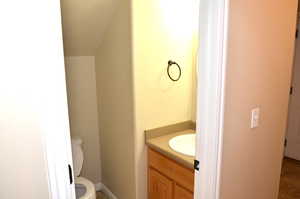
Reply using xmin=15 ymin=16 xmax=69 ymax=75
xmin=285 ymin=11 xmax=300 ymax=161
xmin=279 ymin=7 xmax=300 ymax=199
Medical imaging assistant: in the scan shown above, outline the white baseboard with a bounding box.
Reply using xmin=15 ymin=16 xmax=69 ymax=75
xmin=94 ymin=182 xmax=118 ymax=199
xmin=94 ymin=183 xmax=103 ymax=192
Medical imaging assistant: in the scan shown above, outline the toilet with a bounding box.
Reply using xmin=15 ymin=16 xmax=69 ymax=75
xmin=71 ymin=138 xmax=96 ymax=199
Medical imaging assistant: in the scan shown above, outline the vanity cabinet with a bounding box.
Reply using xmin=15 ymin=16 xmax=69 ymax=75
xmin=149 ymin=168 xmax=173 ymax=199
xmin=148 ymin=148 xmax=194 ymax=199
xmin=174 ymin=184 xmax=193 ymax=199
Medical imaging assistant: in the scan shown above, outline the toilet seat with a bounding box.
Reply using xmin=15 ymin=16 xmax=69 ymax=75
xmin=71 ymin=138 xmax=96 ymax=199
xmin=75 ymin=177 xmax=96 ymax=199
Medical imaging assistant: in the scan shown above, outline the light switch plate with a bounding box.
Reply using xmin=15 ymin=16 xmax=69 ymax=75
xmin=251 ymin=108 xmax=260 ymax=128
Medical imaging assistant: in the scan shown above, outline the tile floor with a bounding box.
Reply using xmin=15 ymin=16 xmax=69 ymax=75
xmin=278 ymin=157 xmax=300 ymax=199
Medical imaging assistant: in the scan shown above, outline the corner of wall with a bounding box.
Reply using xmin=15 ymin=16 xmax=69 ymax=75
xmin=94 ymin=0 xmax=136 ymax=198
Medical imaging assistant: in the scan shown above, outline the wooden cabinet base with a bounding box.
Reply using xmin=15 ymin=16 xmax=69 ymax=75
xmin=174 ymin=184 xmax=193 ymax=199
xmin=149 ymin=168 xmax=173 ymax=199
xmin=148 ymin=148 xmax=194 ymax=199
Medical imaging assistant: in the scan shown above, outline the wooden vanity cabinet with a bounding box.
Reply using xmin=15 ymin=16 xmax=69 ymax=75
xmin=149 ymin=168 xmax=173 ymax=199
xmin=174 ymin=184 xmax=193 ymax=199
xmin=148 ymin=148 xmax=194 ymax=199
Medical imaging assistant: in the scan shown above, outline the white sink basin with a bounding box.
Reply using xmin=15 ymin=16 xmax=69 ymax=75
xmin=168 ymin=134 xmax=196 ymax=156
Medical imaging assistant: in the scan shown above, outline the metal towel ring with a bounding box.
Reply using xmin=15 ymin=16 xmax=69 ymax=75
xmin=167 ymin=60 xmax=182 ymax=81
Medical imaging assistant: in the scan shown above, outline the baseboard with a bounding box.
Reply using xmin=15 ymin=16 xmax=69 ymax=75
xmin=94 ymin=182 xmax=118 ymax=199
xmin=94 ymin=183 xmax=103 ymax=192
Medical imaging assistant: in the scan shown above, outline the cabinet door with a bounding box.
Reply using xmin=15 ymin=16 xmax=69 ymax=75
xmin=149 ymin=168 xmax=173 ymax=199
xmin=174 ymin=184 xmax=193 ymax=199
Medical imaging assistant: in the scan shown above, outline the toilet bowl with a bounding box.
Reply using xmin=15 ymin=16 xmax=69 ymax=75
xmin=75 ymin=177 xmax=96 ymax=199
xmin=72 ymin=137 xmax=96 ymax=199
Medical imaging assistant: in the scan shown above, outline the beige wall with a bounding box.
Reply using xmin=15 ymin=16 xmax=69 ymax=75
xmin=61 ymin=0 xmax=118 ymax=56
xmin=220 ymin=1 xmax=298 ymax=199
xmin=132 ymin=0 xmax=199 ymax=198
xmin=65 ymin=56 xmax=102 ymax=184
xmin=95 ymin=0 xmax=136 ymax=198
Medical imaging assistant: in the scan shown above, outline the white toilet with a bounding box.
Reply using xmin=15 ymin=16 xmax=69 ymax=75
xmin=71 ymin=138 xmax=96 ymax=199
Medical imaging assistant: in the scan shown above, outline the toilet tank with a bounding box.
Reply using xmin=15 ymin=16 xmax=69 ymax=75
xmin=71 ymin=137 xmax=84 ymax=177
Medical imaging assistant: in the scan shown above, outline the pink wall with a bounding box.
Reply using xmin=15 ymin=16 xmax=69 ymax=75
xmin=220 ymin=1 xmax=298 ymax=198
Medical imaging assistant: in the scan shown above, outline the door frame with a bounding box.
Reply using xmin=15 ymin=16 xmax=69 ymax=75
xmin=285 ymin=16 xmax=300 ymax=160
xmin=194 ymin=0 xmax=229 ymax=198
xmin=40 ymin=0 xmax=76 ymax=198
xmin=43 ymin=0 xmax=230 ymax=198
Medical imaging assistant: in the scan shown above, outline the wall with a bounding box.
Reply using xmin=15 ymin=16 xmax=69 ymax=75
xmin=60 ymin=0 xmax=118 ymax=56
xmin=132 ymin=0 xmax=199 ymax=198
xmin=64 ymin=56 xmax=102 ymax=184
xmin=0 ymin=0 xmax=72 ymax=198
xmin=220 ymin=0 xmax=298 ymax=199
xmin=95 ymin=0 xmax=136 ymax=198
xmin=1 ymin=71 xmax=52 ymax=199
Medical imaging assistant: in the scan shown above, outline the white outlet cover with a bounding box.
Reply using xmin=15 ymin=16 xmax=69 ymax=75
xmin=251 ymin=108 xmax=260 ymax=128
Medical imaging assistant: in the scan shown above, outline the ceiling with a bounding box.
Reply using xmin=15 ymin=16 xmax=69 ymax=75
xmin=60 ymin=0 xmax=117 ymax=56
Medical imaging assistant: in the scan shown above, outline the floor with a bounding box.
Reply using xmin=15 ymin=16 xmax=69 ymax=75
xmin=96 ymin=191 xmax=109 ymax=199
xmin=278 ymin=157 xmax=300 ymax=199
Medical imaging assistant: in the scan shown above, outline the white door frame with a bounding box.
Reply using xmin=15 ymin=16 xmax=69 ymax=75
xmin=40 ymin=0 xmax=76 ymax=198
xmin=285 ymin=16 xmax=300 ymax=161
xmin=194 ymin=0 xmax=229 ymax=198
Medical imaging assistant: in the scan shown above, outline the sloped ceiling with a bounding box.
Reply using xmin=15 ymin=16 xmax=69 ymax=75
xmin=60 ymin=0 xmax=117 ymax=56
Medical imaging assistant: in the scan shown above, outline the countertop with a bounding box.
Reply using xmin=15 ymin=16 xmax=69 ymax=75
xmin=146 ymin=129 xmax=195 ymax=169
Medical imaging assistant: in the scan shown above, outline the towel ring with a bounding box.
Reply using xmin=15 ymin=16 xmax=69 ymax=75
xmin=167 ymin=60 xmax=182 ymax=81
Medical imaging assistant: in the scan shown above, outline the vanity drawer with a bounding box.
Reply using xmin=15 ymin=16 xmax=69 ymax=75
xmin=148 ymin=148 xmax=194 ymax=192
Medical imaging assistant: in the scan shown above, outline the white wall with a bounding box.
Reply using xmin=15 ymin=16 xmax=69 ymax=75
xmin=65 ymin=56 xmax=102 ymax=184
xmin=0 ymin=0 xmax=73 ymax=198
xmin=132 ymin=0 xmax=199 ymax=198
xmin=1 ymin=88 xmax=51 ymax=199
xmin=220 ymin=0 xmax=298 ymax=198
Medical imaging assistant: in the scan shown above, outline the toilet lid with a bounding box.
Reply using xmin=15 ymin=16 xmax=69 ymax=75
xmin=71 ymin=138 xmax=83 ymax=177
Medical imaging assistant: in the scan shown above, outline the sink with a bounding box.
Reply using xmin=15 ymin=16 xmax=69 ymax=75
xmin=168 ymin=134 xmax=196 ymax=156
